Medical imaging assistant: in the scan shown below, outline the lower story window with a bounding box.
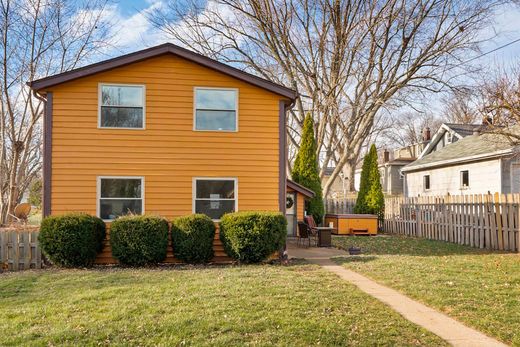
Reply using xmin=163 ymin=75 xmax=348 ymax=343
xmin=98 ymin=177 xmax=143 ymax=220
xmin=194 ymin=178 xmax=236 ymax=220
xmin=423 ymin=175 xmax=430 ymax=191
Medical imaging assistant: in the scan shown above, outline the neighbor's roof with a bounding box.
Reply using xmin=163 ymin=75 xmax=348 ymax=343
xmin=418 ymin=122 xmax=481 ymax=159
xmin=28 ymin=43 xmax=297 ymax=100
xmin=287 ymin=179 xmax=316 ymax=198
xmin=443 ymin=123 xmax=480 ymax=137
xmin=402 ymin=131 xmax=517 ymax=172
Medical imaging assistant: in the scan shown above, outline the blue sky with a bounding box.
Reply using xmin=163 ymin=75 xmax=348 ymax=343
xmin=110 ymin=0 xmax=520 ymax=67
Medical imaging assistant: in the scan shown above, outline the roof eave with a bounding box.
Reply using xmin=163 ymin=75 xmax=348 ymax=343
xmin=27 ymin=43 xmax=297 ymax=100
xmin=402 ymin=148 xmax=514 ymax=173
xmin=287 ymin=179 xmax=316 ymax=198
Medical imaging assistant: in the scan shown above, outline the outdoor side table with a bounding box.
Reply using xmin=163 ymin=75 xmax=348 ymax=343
xmin=315 ymin=227 xmax=334 ymax=247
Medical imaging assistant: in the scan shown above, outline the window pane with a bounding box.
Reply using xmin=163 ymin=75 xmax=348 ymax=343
xmin=101 ymin=107 xmax=143 ymax=128
xmin=195 ymin=200 xmax=235 ymax=220
xmin=195 ymin=110 xmax=236 ymax=131
xmin=100 ymin=199 xmax=142 ymax=220
xmin=101 ymin=179 xmax=142 ymax=198
xmin=424 ymin=176 xmax=430 ymax=190
xmin=196 ymin=89 xmax=236 ymax=110
xmin=462 ymin=171 xmax=469 ymax=186
xmin=102 ymin=85 xmax=143 ymax=107
xmin=196 ymin=180 xmax=235 ymax=199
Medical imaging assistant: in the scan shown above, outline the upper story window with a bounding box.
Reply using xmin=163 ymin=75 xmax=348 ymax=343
xmin=423 ymin=175 xmax=430 ymax=191
xmin=194 ymin=88 xmax=237 ymax=131
xmin=446 ymin=132 xmax=453 ymax=144
xmin=460 ymin=170 xmax=469 ymax=188
xmin=99 ymin=84 xmax=145 ymax=129
xmin=98 ymin=177 xmax=143 ymax=221
xmin=194 ymin=178 xmax=237 ymax=220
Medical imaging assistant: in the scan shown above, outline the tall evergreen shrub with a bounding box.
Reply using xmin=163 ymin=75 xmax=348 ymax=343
xmin=291 ymin=114 xmax=324 ymax=224
xmin=354 ymin=144 xmax=385 ymax=225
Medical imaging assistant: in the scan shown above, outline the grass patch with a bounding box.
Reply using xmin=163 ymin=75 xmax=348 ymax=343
xmin=333 ymin=235 xmax=520 ymax=345
xmin=0 ymin=262 xmax=446 ymax=346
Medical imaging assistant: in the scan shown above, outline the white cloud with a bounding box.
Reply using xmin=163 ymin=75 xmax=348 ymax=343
xmin=104 ymin=1 xmax=169 ymax=54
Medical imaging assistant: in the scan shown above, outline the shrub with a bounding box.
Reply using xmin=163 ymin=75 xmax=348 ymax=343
xmin=354 ymin=144 xmax=385 ymax=225
xmin=110 ymin=215 xmax=169 ymax=266
xmin=219 ymin=211 xmax=287 ymax=263
xmin=39 ymin=213 xmax=106 ymax=267
xmin=171 ymin=214 xmax=216 ymax=263
xmin=291 ymin=113 xmax=325 ymax=224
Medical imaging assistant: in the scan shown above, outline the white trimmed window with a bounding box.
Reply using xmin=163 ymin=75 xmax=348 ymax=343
xmin=194 ymin=178 xmax=237 ymax=220
xmin=194 ymin=88 xmax=237 ymax=131
xmin=99 ymin=84 xmax=145 ymax=128
xmin=98 ymin=177 xmax=144 ymax=220
xmin=460 ymin=170 xmax=469 ymax=188
xmin=423 ymin=175 xmax=431 ymax=191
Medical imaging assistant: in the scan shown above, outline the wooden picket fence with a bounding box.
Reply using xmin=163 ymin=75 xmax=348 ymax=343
xmin=0 ymin=229 xmax=42 ymax=271
xmin=326 ymin=197 xmax=357 ymax=214
xmin=327 ymin=193 xmax=520 ymax=252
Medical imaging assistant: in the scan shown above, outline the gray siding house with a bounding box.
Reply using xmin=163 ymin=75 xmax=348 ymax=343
xmin=402 ymin=126 xmax=520 ymax=197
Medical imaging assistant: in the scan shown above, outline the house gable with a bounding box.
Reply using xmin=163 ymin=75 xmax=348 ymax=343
xmin=419 ymin=123 xmax=480 ymax=159
xmin=30 ymin=43 xmax=297 ymax=100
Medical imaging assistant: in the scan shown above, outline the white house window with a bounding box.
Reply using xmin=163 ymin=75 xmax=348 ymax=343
xmin=98 ymin=177 xmax=143 ymax=220
xmin=423 ymin=175 xmax=430 ymax=191
xmin=100 ymin=84 xmax=145 ymax=128
xmin=461 ymin=170 xmax=469 ymax=188
xmin=194 ymin=178 xmax=236 ymax=220
xmin=195 ymin=88 xmax=237 ymax=131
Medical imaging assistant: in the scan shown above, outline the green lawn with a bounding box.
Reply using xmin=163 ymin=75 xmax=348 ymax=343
xmin=332 ymin=235 xmax=520 ymax=346
xmin=0 ymin=262 xmax=446 ymax=346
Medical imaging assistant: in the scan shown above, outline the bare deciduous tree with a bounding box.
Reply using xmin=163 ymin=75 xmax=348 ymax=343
xmin=0 ymin=0 xmax=113 ymax=224
xmin=479 ymin=66 xmax=520 ymax=141
xmin=380 ymin=111 xmax=443 ymax=150
xmin=150 ymin=0 xmax=501 ymax=196
xmin=443 ymin=89 xmax=480 ymax=124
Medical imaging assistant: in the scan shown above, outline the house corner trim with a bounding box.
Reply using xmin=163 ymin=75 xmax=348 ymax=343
xmin=43 ymin=92 xmax=53 ymax=217
xmin=279 ymin=100 xmax=288 ymax=214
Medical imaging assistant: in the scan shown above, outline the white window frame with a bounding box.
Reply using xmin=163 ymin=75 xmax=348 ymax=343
xmin=460 ymin=170 xmax=470 ymax=189
xmin=97 ymin=176 xmax=145 ymax=221
xmin=98 ymin=83 xmax=146 ymax=130
xmin=423 ymin=175 xmax=431 ymax=191
xmin=192 ymin=177 xmax=238 ymax=221
xmin=193 ymin=87 xmax=239 ymax=132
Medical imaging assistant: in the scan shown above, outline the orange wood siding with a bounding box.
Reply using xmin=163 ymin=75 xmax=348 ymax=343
xmin=296 ymin=192 xmax=305 ymax=221
xmin=287 ymin=188 xmax=307 ymax=221
xmin=48 ymin=54 xmax=283 ymax=219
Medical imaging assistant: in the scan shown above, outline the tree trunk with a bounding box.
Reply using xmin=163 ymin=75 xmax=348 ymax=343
xmin=343 ymin=159 xmax=357 ymax=193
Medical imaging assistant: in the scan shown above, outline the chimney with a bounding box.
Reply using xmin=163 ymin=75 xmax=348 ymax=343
xmin=383 ymin=149 xmax=390 ymax=163
xmin=422 ymin=127 xmax=431 ymax=142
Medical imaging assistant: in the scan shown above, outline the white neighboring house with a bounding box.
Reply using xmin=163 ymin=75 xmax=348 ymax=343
xmin=402 ymin=124 xmax=520 ymax=197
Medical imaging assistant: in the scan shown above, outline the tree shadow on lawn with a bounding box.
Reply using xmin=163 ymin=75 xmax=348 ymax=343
xmin=332 ymin=256 xmax=378 ymax=264
xmin=332 ymin=234 xmax=512 ymax=257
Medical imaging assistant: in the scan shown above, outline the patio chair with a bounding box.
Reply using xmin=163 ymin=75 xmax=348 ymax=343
xmin=304 ymin=215 xmax=319 ymax=245
xmin=297 ymin=221 xmax=311 ymax=248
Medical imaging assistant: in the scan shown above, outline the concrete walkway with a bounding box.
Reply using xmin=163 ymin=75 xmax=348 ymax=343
xmin=288 ymin=243 xmax=507 ymax=347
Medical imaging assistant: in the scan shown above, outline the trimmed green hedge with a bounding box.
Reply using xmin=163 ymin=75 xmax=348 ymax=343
xmin=171 ymin=214 xmax=215 ymax=263
xmin=39 ymin=213 xmax=106 ymax=268
xmin=219 ymin=211 xmax=287 ymax=263
xmin=110 ymin=215 xmax=168 ymax=266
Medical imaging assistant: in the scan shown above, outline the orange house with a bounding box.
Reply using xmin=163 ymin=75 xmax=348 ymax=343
xmin=29 ymin=43 xmax=298 ymax=262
